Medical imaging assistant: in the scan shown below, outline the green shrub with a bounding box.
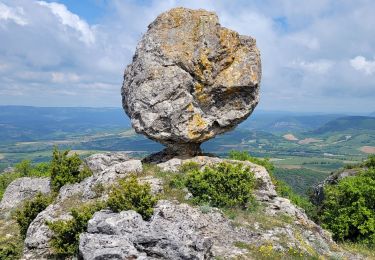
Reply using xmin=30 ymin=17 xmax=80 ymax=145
xmin=15 ymin=192 xmax=54 ymax=238
xmin=47 ymin=202 xmax=104 ymax=257
xmin=185 ymin=162 xmax=256 ymax=208
xmin=179 ymin=162 xmax=200 ymax=173
xmin=15 ymin=160 xmax=32 ymax=177
xmin=106 ymin=176 xmax=158 ymax=220
xmin=228 ymin=150 xmax=317 ymax=219
xmin=364 ymin=154 xmax=375 ymax=168
xmin=229 ymin=150 xmax=274 ymax=174
xmin=320 ymin=168 xmax=375 ymax=245
xmin=50 ymin=147 xmax=92 ymax=192
xmin=0 ymin=241 xmax=22 ymax=260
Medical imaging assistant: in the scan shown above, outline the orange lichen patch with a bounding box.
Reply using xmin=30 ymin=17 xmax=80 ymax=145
xmin=194 ymin=82 xmax=203 ymax=93
xmin=215 ymin=46 xmax=252 ymax=86
xmin=219 ymin=28 xmax=240 ymax=52
xmin=360 ymin=146 xmax=375 ymax=154
xmin=188 ymin=113 xmax=207 ymax=139
xmin=193 ymin=82 xmax=210 ymax=105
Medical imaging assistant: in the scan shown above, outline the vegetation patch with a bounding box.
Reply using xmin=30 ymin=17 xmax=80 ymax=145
xmin=47 ymin=202 xmax=104 ymax=257
xmin=233 ymin=241 xmax=319 ymax=259
xmin=0 ymin=216 xmax=22 ymax=260
xmin=106 ymin=176 xmax=158 ymax=220
xmin=50 ymin=146 xmax=92 ymax=192
xmin=15 ymin=192 xmax=55 ymax=238
xmin=320 ymin=167 xmax=375 ymax=245
xmin=185 ymin=162 xmax=256 ymax=208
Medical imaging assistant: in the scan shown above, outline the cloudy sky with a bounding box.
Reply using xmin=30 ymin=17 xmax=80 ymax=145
xmin=0 ymin=0 xmax=374 ymax=113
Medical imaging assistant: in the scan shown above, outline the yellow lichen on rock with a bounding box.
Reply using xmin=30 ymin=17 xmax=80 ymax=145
xmin=188 ymin=113 xmax=207 ymax=139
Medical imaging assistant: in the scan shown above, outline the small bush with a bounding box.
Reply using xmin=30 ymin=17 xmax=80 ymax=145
xmin=185 ymin=162 xmax=256 ymax=208
xmin=106 ymin=176 xmax=158 ymax=220
xmin=364 ymin=154 xmax=375 ymax=168
xmin=14 ymin=160 xmax=32 ymax=177
xmin=50 ymin=147 xmax=92 ymax=192
xmin=47 ymin=202 xmax=104 ymax=257
xmin=0 ymin=241 xmax=22 ymax=260
xmin=179 ymin=162 xmax=200 ymax=173
xmin=15 ymin=192 xmax=54 ymax=238
xmin=320 ymin=168 xmax=375 ymax=245
xmin=229 ymin=150 xmax=274 ymax=174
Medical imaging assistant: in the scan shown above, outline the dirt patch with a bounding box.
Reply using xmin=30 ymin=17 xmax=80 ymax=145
xmin=279 ymin=165 xmax=302 ymax=169
xmin=360 ymin=146 xmax=375 ymax=154
xmin=283 ymin=134 xmax=298 ymax=141
xmin=298 ymin=138 xmax=322 ymax=145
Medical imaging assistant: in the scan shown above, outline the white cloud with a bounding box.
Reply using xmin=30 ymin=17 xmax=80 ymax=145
xmin=37 ymin=1 xmax=95 ymax=45
xmin=51 ymin=72 xmax=80 ymax=83
xmin=0 ymin=0 xmax=374 ymax=112
xmin=291 ymin=59 xmax=334 ymax=74
xmin=350 ymin=56 xmax=375 ymax=75
xmin=0 ymin=2 xmax=27 ymax=26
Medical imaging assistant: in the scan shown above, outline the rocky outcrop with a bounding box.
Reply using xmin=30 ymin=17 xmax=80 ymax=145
xmin=0 ymin=177 xmax=50 ymax=210
xmin=78 ymin=155 xmax=353 ymax=259
xmin=157 ymin=156 xmax=276 ymax=201
xmin=122 ymin=7 xmax=261 ymax=156
xmin=22 ymin=153 xmax=144 ymax=259
xmin=14 ymin=152 xmax=363 ymax=259
xmin=310 ymin=168 xmax=360 ymax=205
xmin=80 ymin=201 xmax=213 ymax=259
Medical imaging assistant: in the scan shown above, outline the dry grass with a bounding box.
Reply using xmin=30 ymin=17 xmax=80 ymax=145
xmin=298 ymin=138 xmax=322 ymax=145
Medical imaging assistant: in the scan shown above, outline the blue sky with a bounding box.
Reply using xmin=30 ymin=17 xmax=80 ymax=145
xmin=0 ymin=0 xmax=374 ymax=113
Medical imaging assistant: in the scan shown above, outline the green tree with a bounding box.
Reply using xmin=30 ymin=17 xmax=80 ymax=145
xmin=320 ymin=168 xmax=375 ymax=245
xmin=50 ymin=147 xmax=92 ymax=192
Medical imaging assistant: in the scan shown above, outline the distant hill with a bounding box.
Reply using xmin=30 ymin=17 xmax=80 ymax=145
xmin=240 ymin=111 xmax=342 ymax=133
xmin=0 ymin=106 xmax=131 ymax=143
xmin=311 ymin=116 xmax=375 ymax=135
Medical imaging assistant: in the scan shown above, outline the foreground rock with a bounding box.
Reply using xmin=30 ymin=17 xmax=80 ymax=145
xmin=80 ymin=201 xmax=213 ymax=259
xmin=122 ymin=8 xmax=261 ymax=156
xmin=15 ymin=153 xmax=361 ymax=259
xmin=23 ymin=153 xmax=144 ymax=259
xmin=0 ymin=177 xmax=50 ymax=210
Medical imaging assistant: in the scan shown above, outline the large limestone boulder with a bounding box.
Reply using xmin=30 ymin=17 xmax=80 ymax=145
xmin=122 ymin=7 xmax=261 ymax=155
xmin=0 ymin=177 xmax=50 ymax=210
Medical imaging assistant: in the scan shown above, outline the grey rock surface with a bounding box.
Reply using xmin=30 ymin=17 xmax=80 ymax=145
xmin=122 ymin=7 xmax=261 ymax=155
xmin=79 ymin=199 xmax=342 ymax=259
xmin=23 ymin=154 xmax=143 ymax=259
xmin=0 ymin=177 xmax=50 ymax=210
